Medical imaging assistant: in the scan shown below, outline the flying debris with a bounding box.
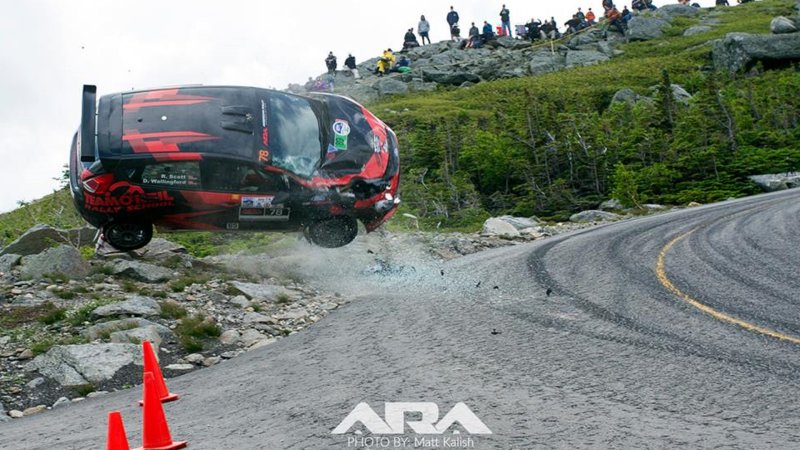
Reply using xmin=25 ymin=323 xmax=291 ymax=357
xmin=440 ymin=269 xmax=445 ymax=276
xmin=546 ymin=288 xmax=553 ymax=296
xmin=475 ymin=281 xmax=481 ymax=288
xmin=491 ymin=329 xmax=502 ymax=335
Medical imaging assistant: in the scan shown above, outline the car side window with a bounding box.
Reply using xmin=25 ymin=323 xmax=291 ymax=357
xmin=136 ymin=162 xmax=202 ymax=188
xmin=202 ymin=160 xmax=288 ymax=193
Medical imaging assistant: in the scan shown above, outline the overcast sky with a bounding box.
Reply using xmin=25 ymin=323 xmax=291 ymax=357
xmin=0 ymin=0 xmax=723 ymax=213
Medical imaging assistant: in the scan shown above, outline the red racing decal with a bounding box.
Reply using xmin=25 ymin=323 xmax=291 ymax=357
xmin=123 ymin=89 xmax=214 ymax=111
xmin=123 ymin=130 xmax=219 ymax=153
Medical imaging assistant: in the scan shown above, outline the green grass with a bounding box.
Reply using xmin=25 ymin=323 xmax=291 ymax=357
xmin=175 ymin=314 xmax=221 ymax=352
xmin=159 ymin=300 xmax=188 ymax=320
xmin=0 ymin=188 xmax=84 ymax=247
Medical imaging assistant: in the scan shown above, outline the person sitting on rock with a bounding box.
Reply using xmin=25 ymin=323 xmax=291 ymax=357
xmin=467 ymin=22 xmax=482 ymax=48
xmin=481 ymin=20 xmax=495 ymax=42
xmin=585 ymin=8 xmax=596 ymax=25
xmin=621 ymin=6 xmax=632 ymax=25
xmin=603 ymin=6 xmax=625 ymax=38
xmin=396 ymin=55 xmax=412 ymax=73
xmin=564 ymin=14 xmax=582 ymax=34
xmin=451 ymin=22 xmax=461 ymax=41
xmin=344 ymin=53 xmax=360 ymax=79
xmin=540 ymin=20 xmax=554 ymax=39
xmin=403 ymin=28 xmax=420 ymax=51
xmin=548 ymin=17 xmax=561 ymax=39
xmin=602 ymin=0 xmax=615 ymax=14
xmin=644 ymin=0 xmax=657 ymax=9
xmin=575 ymin=8 xmax=587 ymax=29
xmin=632 ymin=0 xmax=646 ymax=11
xmin=376 ymin=48 xmax=396 ymax=76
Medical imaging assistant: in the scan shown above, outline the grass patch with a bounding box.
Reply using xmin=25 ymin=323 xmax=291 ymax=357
xmin=38 ymin=304 xmax=67 ymax=325
xmin=159 ymin=300 xmax=188 ymax=320
xmin=121 ymin=280 xmax=139 ymax=293
xmin=72 ymin=384 xmax=96 ymax=397
xmin=275 ymin=293 xmax=292 ymax=305
xmin=66 ymin=299 xmax=116 ymax=326
xmin=43 ymin=272 xmax=69 ymax=284
xmin=168 ymin=273 xmax=212 ymax=293
xmin=175 ymin=314 xmax=221 ymax=352
xmin=1 ymin=302 xmax=66 ymax=328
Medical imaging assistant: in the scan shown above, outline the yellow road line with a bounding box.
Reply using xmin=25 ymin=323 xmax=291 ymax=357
xmin=656 ymin=229 xmax=800 ymax=345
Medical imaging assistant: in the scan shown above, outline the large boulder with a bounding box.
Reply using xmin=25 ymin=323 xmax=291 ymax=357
xmin=91 ymin=295 xmax=161 ymax=318
xmin=565 ymin=50 xmax=609 ymax=68
xmin=375 ymin=78 xmax=409 ymax=96
xmin=111 ymin=260 xmax=173 ymax=283
xmin=0 ymin=254 xmax=21 ymax=273
xmin=422 ymin=69 xmax=481 ymax=85
xmin=627 ymin=16 xmax=671 ymax=41
xmin=684 ymin=25 xmax=713 ymax=37
xmin=656 ymin=4 xmax=701 ymax=19
xmin=25 ymin=343 xmax=142 ymax=387
xmin=713 ymin=32 xmax=800 ymax=73
xmin=481 ymin=218 xmax=520 ymax=238
xmin=132 ymin=238 xmax=187 ymax=259
xmin=770 ymin=16 xmax=798 ymax=34
xmin=749 ymin=173 xmax=800 ymax=191
xmin=495 ymin=215 xmax=539 ymax=230
xmin=110 ymin=325 xmax=166 ymax=347
xmin=569 ymin=210 xmax=621 ymax=223
xmin=611 ymin=88 xmax=641 ymax=105
xmin=528 ymin=52 xmax=566 ymax=75
xmin=1 ymin=224 xmax=96 ymax=256
xmin=19 ymin=245 xmax=90 ymax=280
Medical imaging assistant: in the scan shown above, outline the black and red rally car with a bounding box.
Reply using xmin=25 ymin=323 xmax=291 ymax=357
xmin=69 ymin=85 xmax=400 ymax=251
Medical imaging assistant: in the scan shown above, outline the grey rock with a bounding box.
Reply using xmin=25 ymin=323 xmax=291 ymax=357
xmin=27 ymin=377 xmax=45 ymax=389
xmin=110 ymin=325 xmax=165 ymax=347
xmin=25 ymin=343 xmax=141 ymax=387
xmin=52 ymin=397 xmax=70 ymax=409
xmin=219 ymin=329 xmax=241 ymax=345
xmin=23 ymin=405 xmax=47 ymax=416
xmin=111 ymin=260 xmax=173 ymax=283
xmin=569 ymin=210 xmax=622 ymax=223
xmin=0 ymin=254 xmax=21 ymax=273
xmin=165 ymin=364 xmax=194 ymax=371
xmin=528 ymin=53 xmax=566 ymax=75
xmin=239 ymin=329 xmax=267 ymax=347
xmin=203 ymin=356 xmax=221 ymax=367
xmin=669 ymin=84 xmax=693 ymax=105
xmin=495 ymin=215 xmax=539 ymax=230
xmin=567 ymin=30 xmax=604 ymax=48
xmin=1 ymin=224 xmax=96 ymax=257
xmin=243 ymin=312 xmax=277 ymax=325
xmin=655 ymin=4 xmax=701 ymax=19
xmin=422 ymin=69 xmax=481 ymax=85
xmin=566 ymin=50 xmax=609 ymax=68
xmin=0 ymin=402 xmax=9 ymax=422
xmin=184 ymin=353 xmax=205 ymax=364
xmin=627 ymin=16 xmax=671 ymax=41
xmin=229 ymin=281 xmax=292 ymax=301
xmin=82 ymin=318 xmax=170 ymax=341
xmin=230 ymin=295 xmax=251 ymax=308
xmin=771 ymin=16 xmax=798 ymax=34
xmin=643 ymin=204 xmax=667 ymax=211
xmin=19 ymin=245 xmax=90 ymax=280
xmin=611 ymin=88 xmax=641 ymax=105
xmin=374 ymin=78 xmax=409 ymax=96
xmin=684 ymin=25 xmax=713 ymax=37
xmin=600 ymin=199 xmax=624 ymax=211
xmin=481 ymin=218 xmax=521 ymax=238
xmin=275 ymin=308 xmax=308 ymax=321
xmin=749 ymin=172 xmax=800 ymax=191
xmin=92 ymin=296 xmax=161 ymax=318
xmin=9 ymin=410 xmax=24 ymax=419
xmin=713 ymin=32 xmax=800 ymax=73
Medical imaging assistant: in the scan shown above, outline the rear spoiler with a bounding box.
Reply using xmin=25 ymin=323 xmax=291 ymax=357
xmin=79 ymin=85 xmax=97 ymax=162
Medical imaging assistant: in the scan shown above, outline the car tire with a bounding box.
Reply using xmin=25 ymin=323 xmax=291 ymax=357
xmin=304 ymin=216 xmax=358 ymax=248
xmin=103 ymin=221 xmax=153 ymax=251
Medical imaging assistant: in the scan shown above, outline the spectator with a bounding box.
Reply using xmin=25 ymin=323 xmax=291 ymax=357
xmin=576 ymin=8 xmax=587 ymax=29
xmin=644 ymin=0 xmax=657 ymax=9
xmin=325 ymin=52 xmax=337 ymax=75
xmin=621 ymin=6 xmax=632 ymax=25
xmin=678 ymin=0 xmax=689 ymax=4
xmin=632 ymin=0 xmax=645 ymax=11
xmin=549 ymin=17 xmax=561 ymax=39
xmin=344 ymin=53 xmax=360 ymax=79
xmin=499 ymin=4 xmax=513 ymax=37
xmin=377 ymin=48 xmax=396 ymax=76
xmin=715 ymin=0 xmax=730 ymax=5
xmin=451 ymin=22 xmax=461 ymax=40
xmin=525 ymin=18 xmax=543 ymax=41
xmin=482 ymin=20 xmax=495 ymax=42
xmin=540 ymin=19 xmax=554 ymax=39
xmin=468 ymin=22 xmax=482 ymax=47
xmin=602 ymin=0 xmax=614 ymax=14
xmin=603 ymin=6 xmax=625 ymax=38
xmin=585 ymin=8 xmax=596 ymax=25
xmin=447 ymin=6 xmax=460 ymax=38
xmin=403 ymin=28 xmax=420 ymax=50
xmin=418 ymin=15 xmax=431 ymax=44
xmin=396 ymin=56 xmax=412 ymax=73
xmin=565 ymin=14 xmax=582 ymax=34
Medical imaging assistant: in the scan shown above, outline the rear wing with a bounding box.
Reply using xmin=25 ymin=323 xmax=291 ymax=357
xmin=79 ymin=84 xmax=97 ymax=162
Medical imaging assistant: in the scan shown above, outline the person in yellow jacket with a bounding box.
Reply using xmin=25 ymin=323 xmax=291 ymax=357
xmin=377 ymin=48 xmax=396 ymax=76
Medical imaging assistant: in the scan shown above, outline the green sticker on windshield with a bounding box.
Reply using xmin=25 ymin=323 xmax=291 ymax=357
xmin=334 ymin=133 xmax=348 ymax=150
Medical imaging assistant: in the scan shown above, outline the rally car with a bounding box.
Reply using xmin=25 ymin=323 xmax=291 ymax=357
xmin=68 ymin=85 xmax=400 ymax=251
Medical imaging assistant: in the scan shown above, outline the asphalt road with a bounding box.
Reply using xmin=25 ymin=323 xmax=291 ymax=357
xmin=1 ymin=189 xmax=799 ymax=449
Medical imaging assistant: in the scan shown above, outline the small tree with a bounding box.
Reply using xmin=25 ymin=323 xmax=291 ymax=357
xmin=611 ymin=163 xmax=643 ymax=209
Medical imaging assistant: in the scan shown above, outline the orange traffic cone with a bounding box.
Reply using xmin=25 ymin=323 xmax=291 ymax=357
xmin=107 ymin=411 xmax=131 ymax=450
xmin=139 ymin=340 xmax=179 ymax=405
xmin=134 ymin=372 xmax=187 ymax=450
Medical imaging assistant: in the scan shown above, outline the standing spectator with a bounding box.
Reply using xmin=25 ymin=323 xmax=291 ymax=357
xmin=418 ymin=15 xmax=431 ymax=44
xmin=525 ymin=18 xmax=543 ymax=41
xmin=447 ymin=6 xmax=460 ymax=38
xmin=344 ymin=53 xmax=360 ymax=79
xmin=499 ymin=4 xmax=513 ymax=37
xmin=585 ymin=8 xmax=596 ymax=25
xmin=325 ymin=52 xmax=337 ymax=75
xmin=564 ymin=15 xmax=582 ymax=34
xmin=549 ymin=17 xmax=560 ymax=39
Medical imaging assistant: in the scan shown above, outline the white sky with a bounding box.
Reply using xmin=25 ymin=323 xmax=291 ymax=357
xmin=0 ymin=0 xmax=721 ymax=213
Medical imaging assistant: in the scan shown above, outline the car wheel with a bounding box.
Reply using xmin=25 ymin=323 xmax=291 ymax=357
xmin=103 ymin=221 xmax=153 ymax=251
xmin=304 ymin=216 xmax=358 ymax=248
